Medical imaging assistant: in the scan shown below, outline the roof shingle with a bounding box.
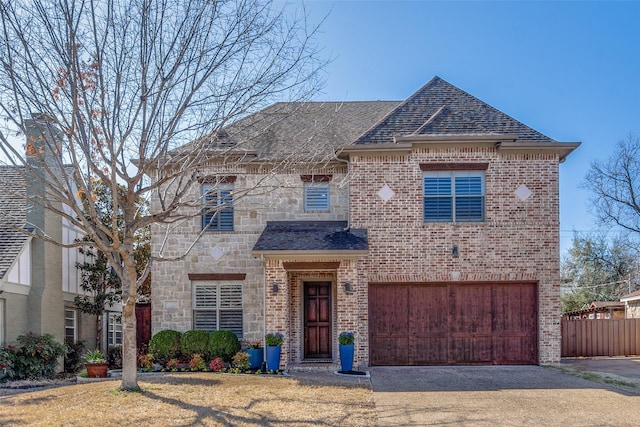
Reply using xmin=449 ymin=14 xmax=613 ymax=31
xmin=0 ymin=166 xmax=28 ymax=279
xmin=192 ymin=101 xmax=400 ymax=161
xmin=353 ymin=76 xmax=556 ymax=145
xmin=253 ymin=221 xmax=368 ymax=252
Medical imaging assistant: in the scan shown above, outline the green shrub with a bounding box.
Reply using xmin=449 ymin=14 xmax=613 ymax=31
xmin=0 ymin=345 xmax=15 ymax=381
xmin=64 ymin=340 xmax=86 ymax=373
xmin=180 ymin=330 xmax=210 ymax=359
xmin=148 ymin=330 xmax=182 ymax=364
xmin=107 ymin=345 xmax=122 ymax=369
xmin=207 ymin=330 xmax=240 ymax=363
xmin=11 ymin=332 xmax=66 ymax=380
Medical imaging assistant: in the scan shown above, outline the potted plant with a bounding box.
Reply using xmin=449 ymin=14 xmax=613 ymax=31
xmin=84 ymin=349 xmax=109 ymax=378
xmin=338 ymin=332 xmax=355 ymax=372
xmin=244 ymin=341 xmax=264 ymax=370
xmin=264 ymin=333 xmax=284 ymax=371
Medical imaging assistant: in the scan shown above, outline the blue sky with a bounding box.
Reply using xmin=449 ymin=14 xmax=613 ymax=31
xmin=294 ymin=0 xmax=640 ymax=256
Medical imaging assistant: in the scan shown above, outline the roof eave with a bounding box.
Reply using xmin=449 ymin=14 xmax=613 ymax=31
xmin=251 ymin=249 xmax=369 ymax=260
xmin=396 ymin=134 xmax=519 ymax=144
xmin=337 ymin=143 xmax=412 ymax=158
xmin=498 ymin=141 xmax=581 ymax=162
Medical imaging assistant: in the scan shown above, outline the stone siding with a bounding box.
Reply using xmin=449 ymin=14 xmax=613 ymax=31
xmin=151 ymin=167 xmax=349 ymax=343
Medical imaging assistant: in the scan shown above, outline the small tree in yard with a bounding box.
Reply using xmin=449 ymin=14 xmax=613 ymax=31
xmin=74 ymin=181 xmax=150 ymax=351
xmin=0 ymin=0 xmax=324 ymax=391
xmin=561 ymin=233 xmax=637 ymax=313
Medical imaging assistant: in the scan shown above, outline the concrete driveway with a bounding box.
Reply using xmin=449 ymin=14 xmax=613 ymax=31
xmin=370 ymin=365 xmax=640 ymax=426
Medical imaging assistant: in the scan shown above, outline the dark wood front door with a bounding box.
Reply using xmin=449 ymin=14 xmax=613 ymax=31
xmin=304 ymin=281 xmax=332 ymax=359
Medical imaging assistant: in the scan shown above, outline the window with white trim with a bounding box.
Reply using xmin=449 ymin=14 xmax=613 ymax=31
xmin=202 ymin=183 xmax=234 ymax=231
xmin=423 ymin=171 xmax=485 ymax=222
xmin=304 ymin=182 xmax=330 ymax=212
xmin=193 ymin=281 xmax=243 ymax=337
xmin=64 ymin=309 xmax=77 ymax=343
xmin=107 ymin=312 xmax=122 ymax=346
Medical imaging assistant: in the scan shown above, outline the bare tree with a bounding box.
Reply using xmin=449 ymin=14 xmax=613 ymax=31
xmin=585 ymin=134 xmax=640 ymax=236
xmin=0 ymin=0 xmax=324 ymax=391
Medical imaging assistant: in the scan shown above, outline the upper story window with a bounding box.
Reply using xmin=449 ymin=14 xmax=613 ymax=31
xmin=301 ymin=175 xmax=331 ymax=212
xmin=423 ymin=170 xmax=485 ymax=222
xmin=304 ymin=182 xmax=330 ymax=211
xmin=202 ymin=182 xmax=234 ymax=231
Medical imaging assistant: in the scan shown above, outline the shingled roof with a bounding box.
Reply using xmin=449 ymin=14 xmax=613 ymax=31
xmin=252 ymin=221 xmax=367 ymax=253
xmin=353 ymin=76 xmax=556 ymax=145
xmin=192 ymin=101 xmax=399 ymax=161
xmin=0 ymin=166 xmax=29 ymax=279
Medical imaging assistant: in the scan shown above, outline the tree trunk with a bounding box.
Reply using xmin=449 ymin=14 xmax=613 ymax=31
xmin=120 ymin=270 xmax=140 ymax=391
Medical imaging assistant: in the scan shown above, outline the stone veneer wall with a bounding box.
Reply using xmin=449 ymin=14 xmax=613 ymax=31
xmin=150 ymin=166 xmax=348 ymax=342
xmin=348 ymin=145 xmax=562 ymax=365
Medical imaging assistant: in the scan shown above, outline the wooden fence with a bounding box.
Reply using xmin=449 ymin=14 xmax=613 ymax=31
xmin=561 ymin=319 xmax=640 ymax=357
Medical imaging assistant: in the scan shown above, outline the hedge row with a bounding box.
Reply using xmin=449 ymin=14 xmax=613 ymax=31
xmin=148 ymin=329 xmax=240 ymax=364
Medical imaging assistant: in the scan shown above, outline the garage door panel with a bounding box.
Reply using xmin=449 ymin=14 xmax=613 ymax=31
xmin=450 ymin=335 xmax=493 ymax=364
xmin=410 ymin=285 xmax=447 ymax=333
xmin=370 ymin=282 xmax=538 ymax=366
xmin=413 ymin=337 xmax=448 ymax=364
xmin=369 ymin=285 xmax=409 ymax=335
xmin=493 ymin=336 xmax=537 ymax=364
xmin=449 ymin=285 xmax=492 ymax=334
xmin=493 ymin=285 xmax=537 ymax=334
xmin=370 ymin=337 xmax=409 ymax=365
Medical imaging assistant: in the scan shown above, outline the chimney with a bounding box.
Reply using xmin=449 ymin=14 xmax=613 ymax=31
xmin=24 ymin=113 xmax=64 ymax=340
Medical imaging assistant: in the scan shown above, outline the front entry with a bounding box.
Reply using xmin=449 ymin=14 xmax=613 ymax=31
xmin=304 ymin=281 xmax=332 ymax=359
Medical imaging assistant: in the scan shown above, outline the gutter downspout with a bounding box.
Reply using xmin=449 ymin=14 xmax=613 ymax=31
xmin=334 ymin=154 xmax=351 ymax=232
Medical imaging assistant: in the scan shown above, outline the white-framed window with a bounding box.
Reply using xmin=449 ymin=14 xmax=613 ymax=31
xmin=202 ymin=183 xmax=234 ymax=231
xmin=64 ymin=309 xmax=77 ymax=344
xmin=107 ymin=312 xmax=123 ymax=346
xmin=304 ymin=182 xmax=330 ymax=212
xmin=423 ymin=171 xmax=485 ymax=222
xmin=193 ymin=281 xmax=243 ymax=337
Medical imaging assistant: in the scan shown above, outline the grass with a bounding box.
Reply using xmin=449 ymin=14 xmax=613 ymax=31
xmin=0 ymin=372 xmax=376 ymax=426
xmin=549 ymin=365 xmax=637 ymax=389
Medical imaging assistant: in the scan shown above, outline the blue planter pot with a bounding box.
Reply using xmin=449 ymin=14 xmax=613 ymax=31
xmin=245 ymin=348 xmax=264 ymax=369
xmin=265 ymin=345 xmax=281 ymax=371
xmin=339 ymin=344 xmax=354 ymax=372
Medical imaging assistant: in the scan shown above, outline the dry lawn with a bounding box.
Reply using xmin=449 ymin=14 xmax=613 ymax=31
xmin=0 ymin=372 xmax=376 ymax=426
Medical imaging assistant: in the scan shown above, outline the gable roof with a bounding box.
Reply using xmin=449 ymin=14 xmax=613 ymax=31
xmin=191 ymin=101 xmax=399 ymax=161
xmin=353 ymin=76 xmax=556 ymax=145
xmin=0 ymin=166 xmax=29 ymax=279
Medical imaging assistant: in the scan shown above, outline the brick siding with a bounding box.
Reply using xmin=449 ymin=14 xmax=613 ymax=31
xmin=152 ymin=143 xmax=563 ymax=367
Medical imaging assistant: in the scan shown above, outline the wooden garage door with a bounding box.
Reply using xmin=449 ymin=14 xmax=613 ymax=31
xmin=369 ymin=283 xmax=537 ymax=365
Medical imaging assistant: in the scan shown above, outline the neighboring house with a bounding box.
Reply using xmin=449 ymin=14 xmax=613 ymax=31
xmin=562 ymin=301 xmax=626 ymax=320
xmin=151 ymin=76 xmax=579 ymax=368
xmin=621 ymin=290 xmax=640 ymax=318
xmin=0 ymin=118 xmax=103 ymax=350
